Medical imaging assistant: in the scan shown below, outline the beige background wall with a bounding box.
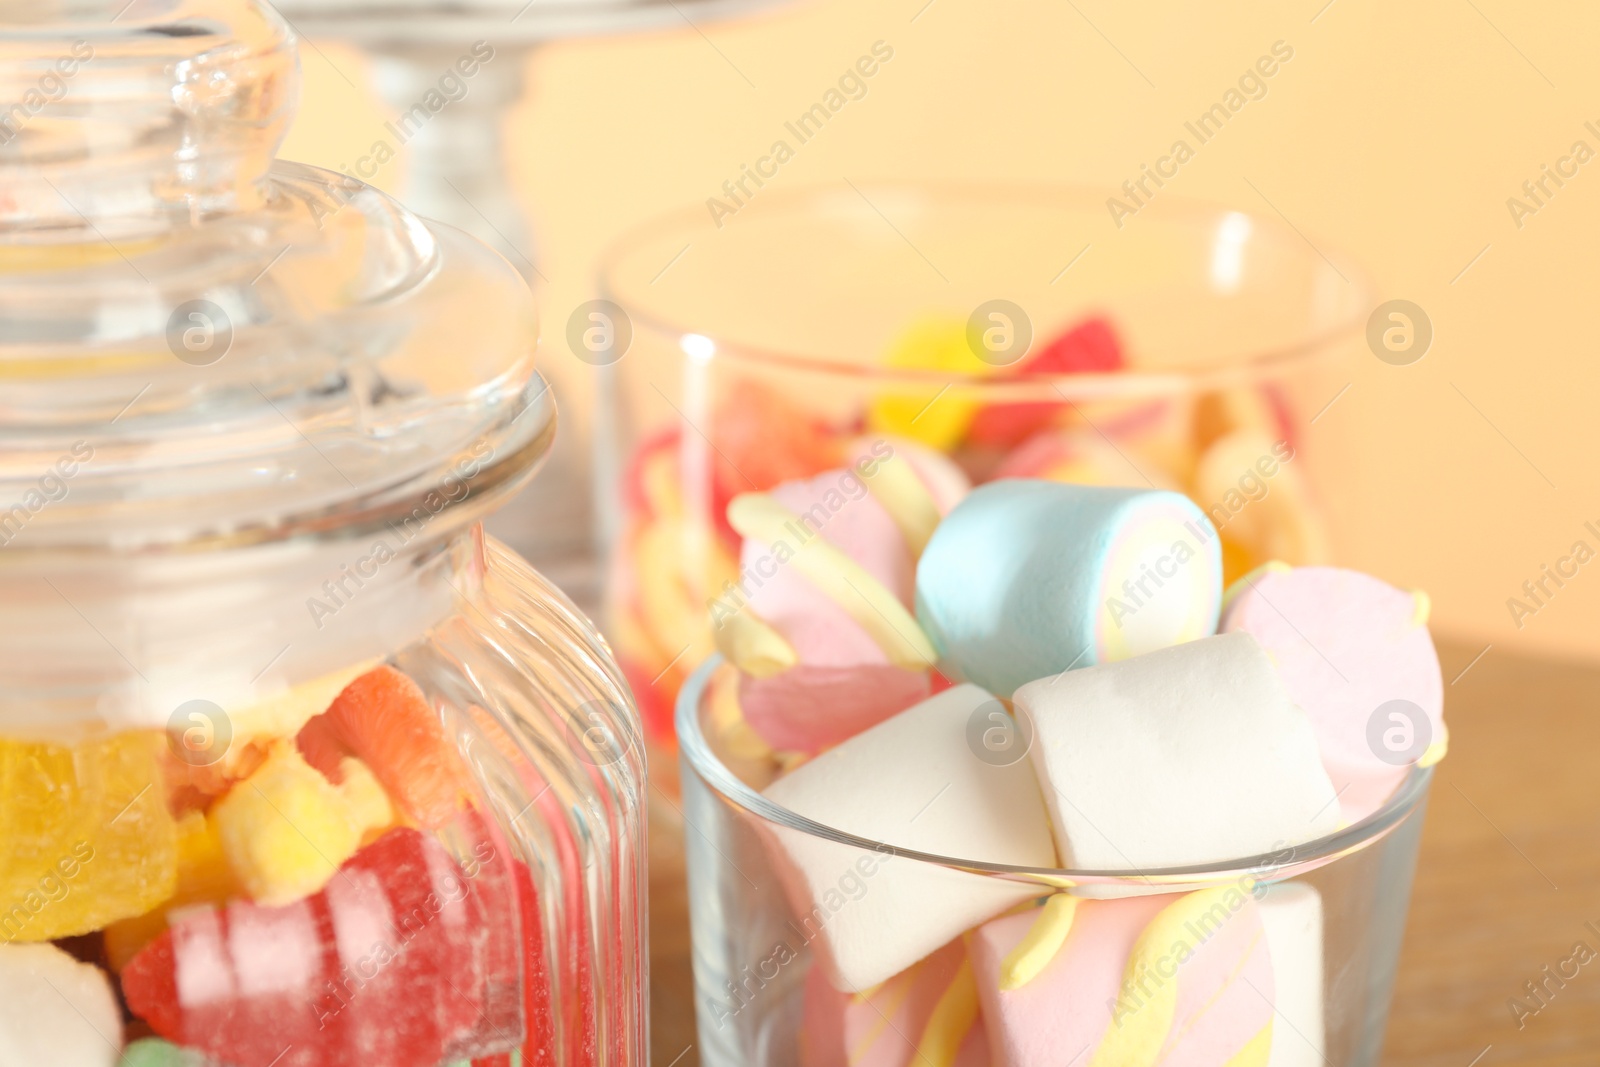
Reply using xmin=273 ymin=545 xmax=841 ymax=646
xmin=282 ymin=0 xmax=1600 ymax=665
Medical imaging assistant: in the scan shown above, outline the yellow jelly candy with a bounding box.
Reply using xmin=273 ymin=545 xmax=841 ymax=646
xmin=0 ymin=733 xmax=178 ymax=944
xmin=335 ymin=758 xmax=396 ymax=846
xmin=212 ymin=744 xmax=392 ymax=906
xmin=867 ymin=316 xmax=994 ymax=450
xmin=103 ymin=811 xmax=236 ymax=971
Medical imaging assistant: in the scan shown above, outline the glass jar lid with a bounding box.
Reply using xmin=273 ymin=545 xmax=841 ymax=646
xmin=0 ymin=0 xmax=551 ymax=556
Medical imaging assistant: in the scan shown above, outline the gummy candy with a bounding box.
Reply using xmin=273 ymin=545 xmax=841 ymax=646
xmin=610 ymin=438 xmax=738 ymax=746
xmin=161 ymin=737 xmax=271 ymax=816
xmin=617 ymin=650 xmax=678 ymax=749
xmin=104 ymin=811 xmax=237 ymax=971
xmin=299 ymin=666 xmax=465 ymax=829
xmin=1193 ymin=429 xmax=1328 ymax=578
xmin=469 ymin=850 xmax=557 ymax=1067
xmin=868 ymin=316 xmax=993 ymax=450
xmin=116 ymin=1038 xmax=207 ymax=1066
xmin=158 ymin=662 xmax=382 ymax=811
xmin=459 ymin=709 xmax=580 ymax=1067
xmin=122 ymin=827 xmax=522 ymax=1067
xmin=620 ymin=426 xmax=686 ymax=521
xmin=231 ymin=660 xmax=384 ymax=750
xmin=710 ymin=380 xmax=843 ymax=513
xmin=443 ymin=814 xmax=533 ymax=1061
xmin=211 ymin=744 xmax=392 ymax=905
xmin=0 ymin=941 xmax=124 ymax=1067
xmin=632 ymin=517 xmax=730 ymax=687
xmin=338 ymin=758 xmax=397 ymax=841
xmin=1025 ymin=315 xmax=1123 ymax=375
xmin=966 ymin=315 xmax=1126 ymax=450
xmin=0 ymin=733 xmax=177 ymax=943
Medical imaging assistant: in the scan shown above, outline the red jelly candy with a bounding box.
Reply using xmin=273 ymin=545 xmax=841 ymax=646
xmin=1021 ymin=315 xmax=1123 ymax=375
xmin=472 ymin=854 xmax=558 ymax=1067
xmin=965 ymin=316 xmax=1126 ymax=449
xmin=619 ymin=425 xmax=683 ymax=522
xmin=709 ymin=380 xmax=842 ymax=523
xmin=618 ymin=654 xmax=676 ymax=750
xmin=122 ymin=827 xmax=519 ymax=1067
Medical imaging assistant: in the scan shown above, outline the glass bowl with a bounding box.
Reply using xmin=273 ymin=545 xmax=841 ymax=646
xmin=595 ymin=182 xmax=1370 ymax=775
xmin=678 ymin=656 xmax=1430 ymax=1067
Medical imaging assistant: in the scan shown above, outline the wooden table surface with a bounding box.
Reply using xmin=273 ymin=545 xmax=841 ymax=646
xmin=645 ymin=638 xmax=1600 ymax=1066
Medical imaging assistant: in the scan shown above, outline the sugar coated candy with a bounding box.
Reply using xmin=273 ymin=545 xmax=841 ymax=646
xmin=1 ymin=733 xmax=177 ymax=944
xmin=121 ymin=827 xmax=520 ymax=1067
xmin=0 ymin=941 xmax=124 ymax=1067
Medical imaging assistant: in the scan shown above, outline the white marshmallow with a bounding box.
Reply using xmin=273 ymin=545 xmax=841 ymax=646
xmin=762 ymin=684 xmax=1058 ymax=991
xmin=1016 ymin=632 xmax=1339 ymax=871
xmin=0 ymin=942 xmax=123 ymax=1067
xmin=1260 ymin=882 xmax=1326 ymax=1067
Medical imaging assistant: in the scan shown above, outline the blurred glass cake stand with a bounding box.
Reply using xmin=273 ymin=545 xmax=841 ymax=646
xmin=272 ymin=0 xmax=790 ymax=613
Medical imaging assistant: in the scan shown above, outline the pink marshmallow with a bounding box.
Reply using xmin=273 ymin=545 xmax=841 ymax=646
xmin=971 ymin=891 xmax=1273 ymax=1067
xmin=802 ymin=937 xmax=989 ymax=1067
xmin=743 ymin=471 xmax=913 ymax=668
xmin=1220 ymin=566 xmax=1443 ymax=824
xmin=973 ymin=896 xmax=1167 ymax=1060
xmin=740 ymin=665 xmax=932 ymax=755
xmin=737 ymin=453 xmax=967 ymax=753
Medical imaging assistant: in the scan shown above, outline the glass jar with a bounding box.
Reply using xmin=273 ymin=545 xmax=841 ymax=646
xmin=595 ymin=183 xmax=1368 ymax=780
xmin=0 ymin=4 xmax=645 ymax=1066
xmin=678 ymin=658 xmax=1431 ymax=1067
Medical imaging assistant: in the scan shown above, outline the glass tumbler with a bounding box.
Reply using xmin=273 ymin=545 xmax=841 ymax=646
xmin=0 ymin=4 xmax=645 ymax=1065
xmin=679 ymin=659 xmax=1431 ymax=1067
xmin=596 ymin=183 xmax=1369 ymax=776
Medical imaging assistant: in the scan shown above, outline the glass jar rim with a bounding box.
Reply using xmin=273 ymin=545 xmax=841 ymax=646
xmin=676 ymin=655 xmax=1432 ymax=890
xmin=598 ymin=180 xmax=1374 ymax=394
